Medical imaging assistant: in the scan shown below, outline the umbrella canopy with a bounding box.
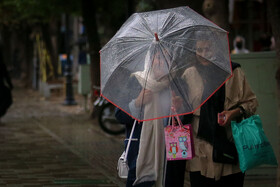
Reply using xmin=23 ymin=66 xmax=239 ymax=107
xmin=100 ymin=6 xmax=232 ymax=121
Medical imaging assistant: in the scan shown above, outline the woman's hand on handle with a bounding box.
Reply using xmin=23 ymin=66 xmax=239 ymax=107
xmin=135 ymin=89 xmax=153 ymax=107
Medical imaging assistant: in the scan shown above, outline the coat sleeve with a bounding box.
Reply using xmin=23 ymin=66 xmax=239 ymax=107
xmin=115 ymin=107 xmax=135 ymax=126
xmin=225 ymin=67 xmax=258 ymax=117
xmin=181 ymin=67 xmax=203 ymax=112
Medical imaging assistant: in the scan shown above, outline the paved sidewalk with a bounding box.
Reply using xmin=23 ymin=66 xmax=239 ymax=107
xmin=0 ymin=86 xmax=278 ymax=186
xmin=1 ymin=87 xmax=125 ymax=186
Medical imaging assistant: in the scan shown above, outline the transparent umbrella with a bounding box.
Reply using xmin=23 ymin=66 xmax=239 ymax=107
xmin=100 ymin=6 xmax=232 ymax=121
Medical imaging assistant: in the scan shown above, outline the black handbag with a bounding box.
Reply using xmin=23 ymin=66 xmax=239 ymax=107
xmin=212 ymin=136 xmax=238 ymax=165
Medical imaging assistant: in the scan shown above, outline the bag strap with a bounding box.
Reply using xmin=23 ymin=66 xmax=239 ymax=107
xmin=169 ymin=107 xmax=184 ymax=128
xmin=124 ymin=120 xmax=137 ymax=162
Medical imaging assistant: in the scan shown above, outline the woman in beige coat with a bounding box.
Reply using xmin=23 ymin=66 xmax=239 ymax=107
xmin=181 ymin=39 xmax=258 ymax=187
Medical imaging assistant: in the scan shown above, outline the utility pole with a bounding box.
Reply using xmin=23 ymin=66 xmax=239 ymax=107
xmin=63 ymin=14 xmax=77 ymax=105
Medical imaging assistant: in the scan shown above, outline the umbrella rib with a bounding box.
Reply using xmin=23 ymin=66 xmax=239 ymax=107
xmin=161 ymin=16 xmax=186 ymax=37
xmin=114 ymin=36 xmax=151 ymax=42
xmin=103 ymin=37 xmax=151 ymax=50
xmin=116 ymin=43 xmax=150 ymax=60
xmin=160 ymin=24 xmax=229 ymax=57
xmin=103 ymin=39 xmax=150 ymax=59
xmin=170 ymin=76 xmax=193 ymax=111
xmin=137 ymin=14 xmax=155 ymax=37
xmin=160 ymin=40 xmax=230 ymax=74
xmin=103 ymin=44 xmax=149 ymax=90
xmin=130 ymin=27 xmax=153 ymax=38
xmin=162 ymin=24 xmax=226 ymax=39
xmin=138 ymin=64 xmax=153 ymax=120
xmin=161 ymin=13 xmax=177 ymax=35
xmin=157 ymin=42 xmax=193 ymax=111
xmin=189 ymin=24 xmax=227 ymax=32
xmin=160 ymin=40 xmax=197 ymax=55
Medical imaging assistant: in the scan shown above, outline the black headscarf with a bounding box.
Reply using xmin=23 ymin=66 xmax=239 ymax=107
xmin=196 ymin=62 xmax=241 ymax=144
xmin=182 ymin=62 xmax=241 ymax=144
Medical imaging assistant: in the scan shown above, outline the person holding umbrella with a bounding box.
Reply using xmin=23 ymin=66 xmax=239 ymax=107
xmin=115 ymin=47 xmax=188 ymax=187
xmin=180 ymin=37 xmax=258 ymax=187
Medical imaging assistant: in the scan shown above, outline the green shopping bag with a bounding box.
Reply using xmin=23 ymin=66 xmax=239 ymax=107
xmin=231 ymin=115 xmax=277 ymax=173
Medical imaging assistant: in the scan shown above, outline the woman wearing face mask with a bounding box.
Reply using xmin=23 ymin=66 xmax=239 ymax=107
xmin=231 ymin=35 xmax=249 ymax=54
xmin=181 ymin=38 xmax=258 ymax=187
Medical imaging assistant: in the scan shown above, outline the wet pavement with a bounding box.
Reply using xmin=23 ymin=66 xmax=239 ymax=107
xmin=0 ymin=86 xmax=126 ymax=186
xmin=0 ymin=85 xmax=278 ymax=186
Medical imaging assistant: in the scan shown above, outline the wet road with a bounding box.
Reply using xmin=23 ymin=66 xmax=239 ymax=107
xmin=0 ymin=87 xmax=125 ymax=186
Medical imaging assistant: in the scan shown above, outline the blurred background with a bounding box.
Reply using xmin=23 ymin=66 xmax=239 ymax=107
xmin=0 ymin=0 xmax=279 ymax=94
xmin=0 ymin=0 xmax=280 ymax=186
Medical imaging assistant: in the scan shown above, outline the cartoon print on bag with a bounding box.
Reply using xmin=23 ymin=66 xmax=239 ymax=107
xmin=169 ymin=142 xmax=178 ymax=158
xmin=178 ymin=136 xmax=188 ymax=158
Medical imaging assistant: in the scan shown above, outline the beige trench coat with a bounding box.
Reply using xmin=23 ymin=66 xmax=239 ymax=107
xmin=182 ymin=66 xmax=258 ymax=180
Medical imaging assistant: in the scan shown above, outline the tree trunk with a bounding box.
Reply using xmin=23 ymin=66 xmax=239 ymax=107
xmin=202 ymin=0 xmax=229 ymax=31
xmin=266 ymin=0 xmax=280 ymax=185
xmin=49 ymin=19 xmax=59 ymax=79
xmin=16 ymin=25 xmax=33 ymax=88
xmin=81 ymin=0 xmax=101 ymax=91
xmin=202 ymin=0 xmax=233 ymax=50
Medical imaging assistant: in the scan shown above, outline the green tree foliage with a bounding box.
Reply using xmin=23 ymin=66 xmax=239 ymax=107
xmin=0 ymin=0 xmax=81 ymax=27
xmin=0 ymin=0 xmax=82 ymax=84
xmin=95 ymin=0 xmax=128 ymax=45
